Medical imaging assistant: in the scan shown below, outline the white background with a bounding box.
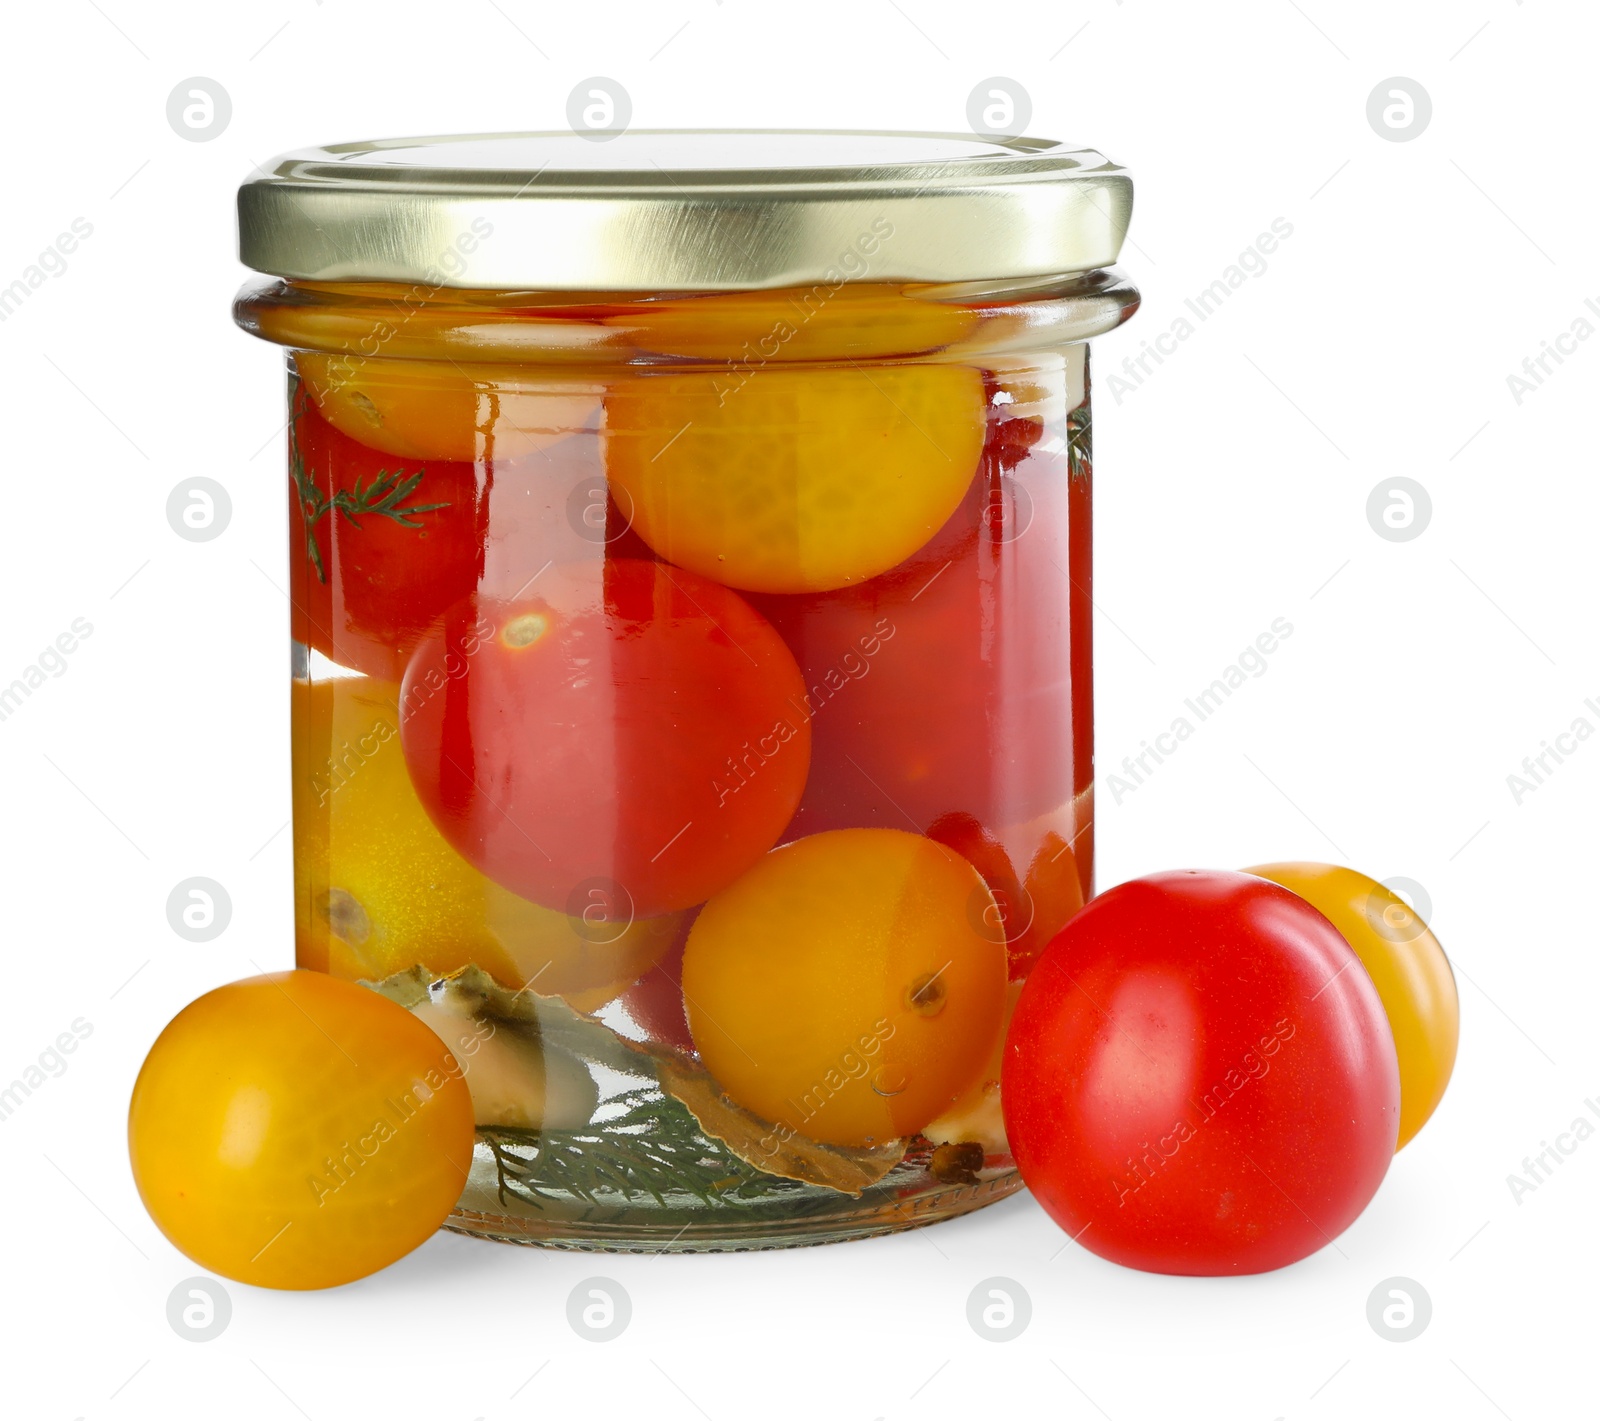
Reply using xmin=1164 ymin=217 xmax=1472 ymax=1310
xmin=1 ymin=2 xmax=1595 ymax=1418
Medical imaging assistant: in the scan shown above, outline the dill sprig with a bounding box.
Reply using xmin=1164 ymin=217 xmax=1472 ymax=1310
xmin=288 ymin=408 xmax=449 ymax=583
xmin=1067 ymin=397 xmax=1092 ymax=483
xmin=480 ymin=1086 xmax=799 ymax=1211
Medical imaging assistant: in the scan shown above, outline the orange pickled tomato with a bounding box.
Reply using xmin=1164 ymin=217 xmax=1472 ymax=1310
xmin=128 ymin=971 xmax=475 ymax=1290
xmin=295 ymin=351 xmax=602 ymax=463
xmin=293 ymin=676 xmax=680 ymax=1009
xmin=681 ymin=829 xmax=1008 ymax=1146
xmin=1246 ymin=862 xmax=1459 ymax=1150
xmin=605 ymin=363 xmax=987 ymax=594
xmin=610 ymin=283 xmax=979 ymax=362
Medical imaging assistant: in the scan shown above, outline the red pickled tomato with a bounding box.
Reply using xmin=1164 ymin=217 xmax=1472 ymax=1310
xmin=400 ymin=559 xmax=811 ymax=920
xmin=613 ymin=923 xmax=696 ymax=1053
xmin=1003 ymin=871 xmax=1400 ymax=1276
xmin=290 ymin=388 xmax=649 ymax=679
xmin=754 ymin=398 xmax=1076 ymax=836
xmin=289 ymin=387 xmax=485 ymax=680
xmin=752 ymin=390 xmax=1091 ymax=970
xmin=926 ymin=808 xmax=1085 ymax=981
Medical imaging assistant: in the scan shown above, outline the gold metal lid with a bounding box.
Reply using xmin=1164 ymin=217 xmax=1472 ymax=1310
xmin=237 ymin=130 xmax=1132 ymax=292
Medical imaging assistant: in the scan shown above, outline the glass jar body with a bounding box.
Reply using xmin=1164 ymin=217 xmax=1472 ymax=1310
xmin=235 ymin=274 xmax=1133 ymax=1249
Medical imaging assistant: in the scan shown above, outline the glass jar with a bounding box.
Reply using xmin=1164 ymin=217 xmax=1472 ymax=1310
xmin=234 ymin=131 xmax=1137 ymax=1251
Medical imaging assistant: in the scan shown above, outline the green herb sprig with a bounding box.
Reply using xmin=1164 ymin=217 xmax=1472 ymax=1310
xmin=481 ymin=1087 xmax=803 ymax=1212
xmin=1067 ymin=398 xmax=1092 ymax=483
xmin=289 ymin=412 xmax=449 ymax=583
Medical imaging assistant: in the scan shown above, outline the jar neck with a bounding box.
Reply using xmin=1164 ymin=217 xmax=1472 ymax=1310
xmin=232 ymin=269 xmax=1139 ymax=368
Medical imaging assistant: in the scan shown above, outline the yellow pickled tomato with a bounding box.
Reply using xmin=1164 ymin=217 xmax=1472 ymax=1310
xmin=1246 ymin=862 xmax=1459 ymax=1150
xmin=681 ymin=829 xmax=1008 ymax=1147
xmin=295 ymin=351 xmax=602 ymax=463
xmin=250 ymin=281 xmax=613 ymax=359
xmin=292 ymin=677 xmax=680 ymax=1009
xmin=609 ymin=284 xmax=980 ymax=362
xmin=128 ymin=971 xmax=475 ymax=1290
xmin=604 ymin=363 xmax=987 ymax=594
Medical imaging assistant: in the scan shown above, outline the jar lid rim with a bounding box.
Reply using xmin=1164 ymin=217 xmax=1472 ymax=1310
xmin=237 ymin=129 xmax=1134 ymax=291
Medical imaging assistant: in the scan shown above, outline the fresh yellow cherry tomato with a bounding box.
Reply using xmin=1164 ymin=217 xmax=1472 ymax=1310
xmin=681 ymin=829 xmax=1008 ymax=1147
xmin=295 ymin=351 xmax=602 ymax=463
xmin=604 ymin=364 xmax=987 ymax=593
xmin=1246 ymin=861 xmax=1459 ymax=1150
xmin=293 ymin=676 xmax=680 ymax=1009
xmin=128 ymin=971 xmax=475 ymax=1290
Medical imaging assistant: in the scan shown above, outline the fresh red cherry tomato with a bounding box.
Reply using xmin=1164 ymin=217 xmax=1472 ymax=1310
xmin=1003 ymin=870 xmax=1400 ymax=1276
xmin=400 ymin=559 xmax=810 ymax=919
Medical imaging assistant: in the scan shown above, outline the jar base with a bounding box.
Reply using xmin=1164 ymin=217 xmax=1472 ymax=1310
xmin=445 ymin=1137 xmax=1024 ymax=1253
